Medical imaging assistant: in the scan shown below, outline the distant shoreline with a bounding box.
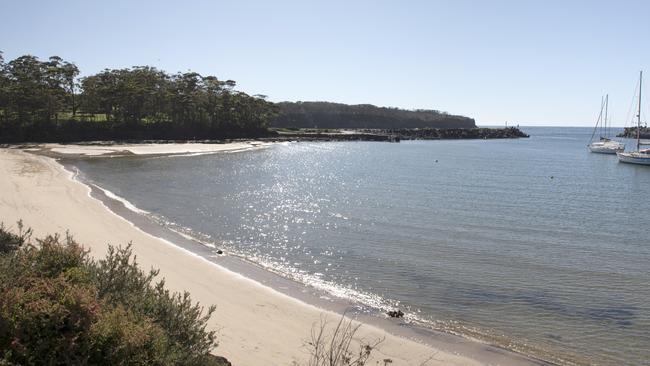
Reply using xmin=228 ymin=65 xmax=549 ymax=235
xmin=1 ymin=127 xmax=530 ymax=150
xmin=270 ymin=127 xmax=528 ymax=142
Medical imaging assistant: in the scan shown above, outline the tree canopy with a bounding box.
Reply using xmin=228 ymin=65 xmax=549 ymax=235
xmin=0 ymin=53 xmax=477 ymax=142
xmin=272 ymin=101 xmax=476 ymax=129
xmin=0 ymin=53 xmax=278 ymax=142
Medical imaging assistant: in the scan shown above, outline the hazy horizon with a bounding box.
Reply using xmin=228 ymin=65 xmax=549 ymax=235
xmin=2 ymin=0 xmax=649 ymax=127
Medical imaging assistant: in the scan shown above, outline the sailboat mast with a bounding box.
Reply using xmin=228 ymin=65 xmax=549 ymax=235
xmin=604 ymin=94 xmax=609 ymax=138
xmin=638 ymin=71 xmax=642 ymax=151
xmin=599 ymin=95 xmax=604 ymax=138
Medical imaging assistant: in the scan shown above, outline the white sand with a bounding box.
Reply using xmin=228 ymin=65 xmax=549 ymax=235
xmin=41 ymin=141 xmax=272 ymax=156
xmin=0 ymin=148 xmax=491 ymax=366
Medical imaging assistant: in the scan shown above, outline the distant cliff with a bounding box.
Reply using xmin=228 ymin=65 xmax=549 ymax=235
xmin=272 ymin=102 xmax=476 ymax=129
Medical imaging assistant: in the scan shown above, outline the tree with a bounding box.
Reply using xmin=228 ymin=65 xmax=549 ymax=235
xmin=0 ymin=51 xmax=8 ymax=123
xmin=1 ymin=53 xmax=279 ymax=142
xmin=61 ymin=61 xmax=80 ymax=116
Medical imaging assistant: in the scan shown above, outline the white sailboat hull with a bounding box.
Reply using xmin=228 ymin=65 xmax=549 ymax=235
xmin=589 ymin=145 xmax=624 ymax=154
xmin=617 ymin=151 xmax=650 ymax=165
xmin=588 ymin=142 xmax=625 ymax=154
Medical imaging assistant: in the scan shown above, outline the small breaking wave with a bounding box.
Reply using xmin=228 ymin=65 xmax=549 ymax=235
xmin=92 ymin=185 xmax=150 ymax=215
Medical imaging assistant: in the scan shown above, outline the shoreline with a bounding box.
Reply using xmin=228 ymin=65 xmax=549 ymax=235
xmin=1 ymin=126 xmax=529 ymax=149
xmin=0 ymin=144 xmax=551 ymax=366
xmin=77 ymin=175 xmax=551 ymax=366
xmin=15 ymin=141 xmax=275 ymax=158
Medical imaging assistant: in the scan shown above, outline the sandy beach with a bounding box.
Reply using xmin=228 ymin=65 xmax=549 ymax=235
xmin=30 ymin=141 xmax=273 ymax=157
xmin=0 ymin=145 xmax=539 ymax=366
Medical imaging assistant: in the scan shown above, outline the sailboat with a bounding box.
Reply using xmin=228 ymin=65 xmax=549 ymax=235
xmin=617 ymin=71 xmax=650 ymax=165
xmin=588 ymin=94 xmax=625 ymax=154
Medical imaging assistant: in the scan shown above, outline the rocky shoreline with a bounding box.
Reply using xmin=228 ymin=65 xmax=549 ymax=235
xmin=385 ymin=127 xmax=529 ymax=140
xmin=265 ymin=127 xmax=529 ymax=142
xmin=2 ymin=128 xmax=529 ymax=149
xmin=617 ymin=126 xmax=650 ymax=139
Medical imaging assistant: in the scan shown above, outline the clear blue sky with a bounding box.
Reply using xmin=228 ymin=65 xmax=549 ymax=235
xmin=2 ymin=0 xmax=649 ymax=126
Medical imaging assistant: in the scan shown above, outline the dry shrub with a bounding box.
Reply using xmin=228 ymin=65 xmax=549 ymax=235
xmin=305 ymin=313 xmax=383 ymax=366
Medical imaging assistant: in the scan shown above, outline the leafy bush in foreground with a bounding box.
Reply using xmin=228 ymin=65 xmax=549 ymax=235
xmin=0 ymin=222 xmax=31 ymax=254
xmin=0 ymin=224 xmax=229 ymax=365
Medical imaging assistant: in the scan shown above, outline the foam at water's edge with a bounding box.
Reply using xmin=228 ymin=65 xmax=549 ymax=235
xmin=92 ymin=185 xmax=150 ymax=215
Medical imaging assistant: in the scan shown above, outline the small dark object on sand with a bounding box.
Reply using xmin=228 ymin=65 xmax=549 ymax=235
xmin=216 ymin=249 xmax=224 ymax=255
xmin=387 ymin=310 xmax=404 ymax=318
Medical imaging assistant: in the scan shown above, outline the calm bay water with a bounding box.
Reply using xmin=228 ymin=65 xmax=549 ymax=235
xmin=72 ymin=127 xmax=650 ymax=365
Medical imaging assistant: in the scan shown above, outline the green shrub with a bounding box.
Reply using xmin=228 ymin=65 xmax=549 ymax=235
xmin=0 ymin=224 xmax=228 ymax=366
xmin=0 ymin=275 xmax=100 ymax=364
xmin=0 ymin=221 xmax=31 ymax=254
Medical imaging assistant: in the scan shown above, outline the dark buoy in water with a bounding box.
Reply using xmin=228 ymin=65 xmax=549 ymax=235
xmin=435 ymin=159 xmax=438 ymax=163
xmin=550 ymin=176 xmax=554 ymax=179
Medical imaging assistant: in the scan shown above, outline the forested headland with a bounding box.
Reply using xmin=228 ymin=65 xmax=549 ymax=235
xmin=272 ymin=101 xmax=476 ymax=129
xmin=0 ymin=53 xmax=488 ymax=143
xmin=0 ymin=53 xmax=278 ymax=142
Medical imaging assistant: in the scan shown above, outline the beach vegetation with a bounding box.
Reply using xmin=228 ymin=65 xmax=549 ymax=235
xmin=304 ymin=314 xmax=383 ymax=366
xmin=0 ymin=223 xmax=228 ymax=365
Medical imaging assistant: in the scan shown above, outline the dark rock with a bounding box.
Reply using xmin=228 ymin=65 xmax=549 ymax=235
xmin=207 ymin=354 xmax=232 ymax=366
xmin=216 ymin=249 xmax=223 ymax=255
xmin=387 ymin=309 xmax=404 ymax=318
xmin=263 ymin=127 xmax=529 ymax=143
xmin=617 ymin=126 xmax=650 ymax=139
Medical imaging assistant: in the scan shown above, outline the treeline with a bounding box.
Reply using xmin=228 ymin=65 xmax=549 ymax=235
xmin=0 ymin=53 xmax=278 ymax=142
xmin=272 ymin=101 xmax=476 ymax=129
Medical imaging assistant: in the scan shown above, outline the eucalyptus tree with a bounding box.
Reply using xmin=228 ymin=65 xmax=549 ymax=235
xmin=5 ymin=55 xmax=50 ymax=123
xmin=1 ymin=53 xmax=279 ymax=142
xmin=0 ymin=52 xmax=7 ymax=123
xmin=80 ymin=69 xmax=119 ymax=122
xmin=60 ymin=61 xmax=79 ymax=115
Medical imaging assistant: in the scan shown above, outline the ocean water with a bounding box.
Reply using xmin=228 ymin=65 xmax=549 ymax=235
xmin=71 ymin=127 xmax=650 ymax=365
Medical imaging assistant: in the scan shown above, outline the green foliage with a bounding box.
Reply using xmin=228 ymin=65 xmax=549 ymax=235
xmin=0 ymin=221 xmax=31 ymax=254
xmin=0 ymin=55 xmax=77 ymax=126
xmin=0 ymin=224 xmax=228 ymax=366
xmin=0 ymin=53 xmax=278 ymax=142
xmin=92 ymin=245 xmax=218 ymax=364
xmin=273 ymin=101 xmax=476 ymax=129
